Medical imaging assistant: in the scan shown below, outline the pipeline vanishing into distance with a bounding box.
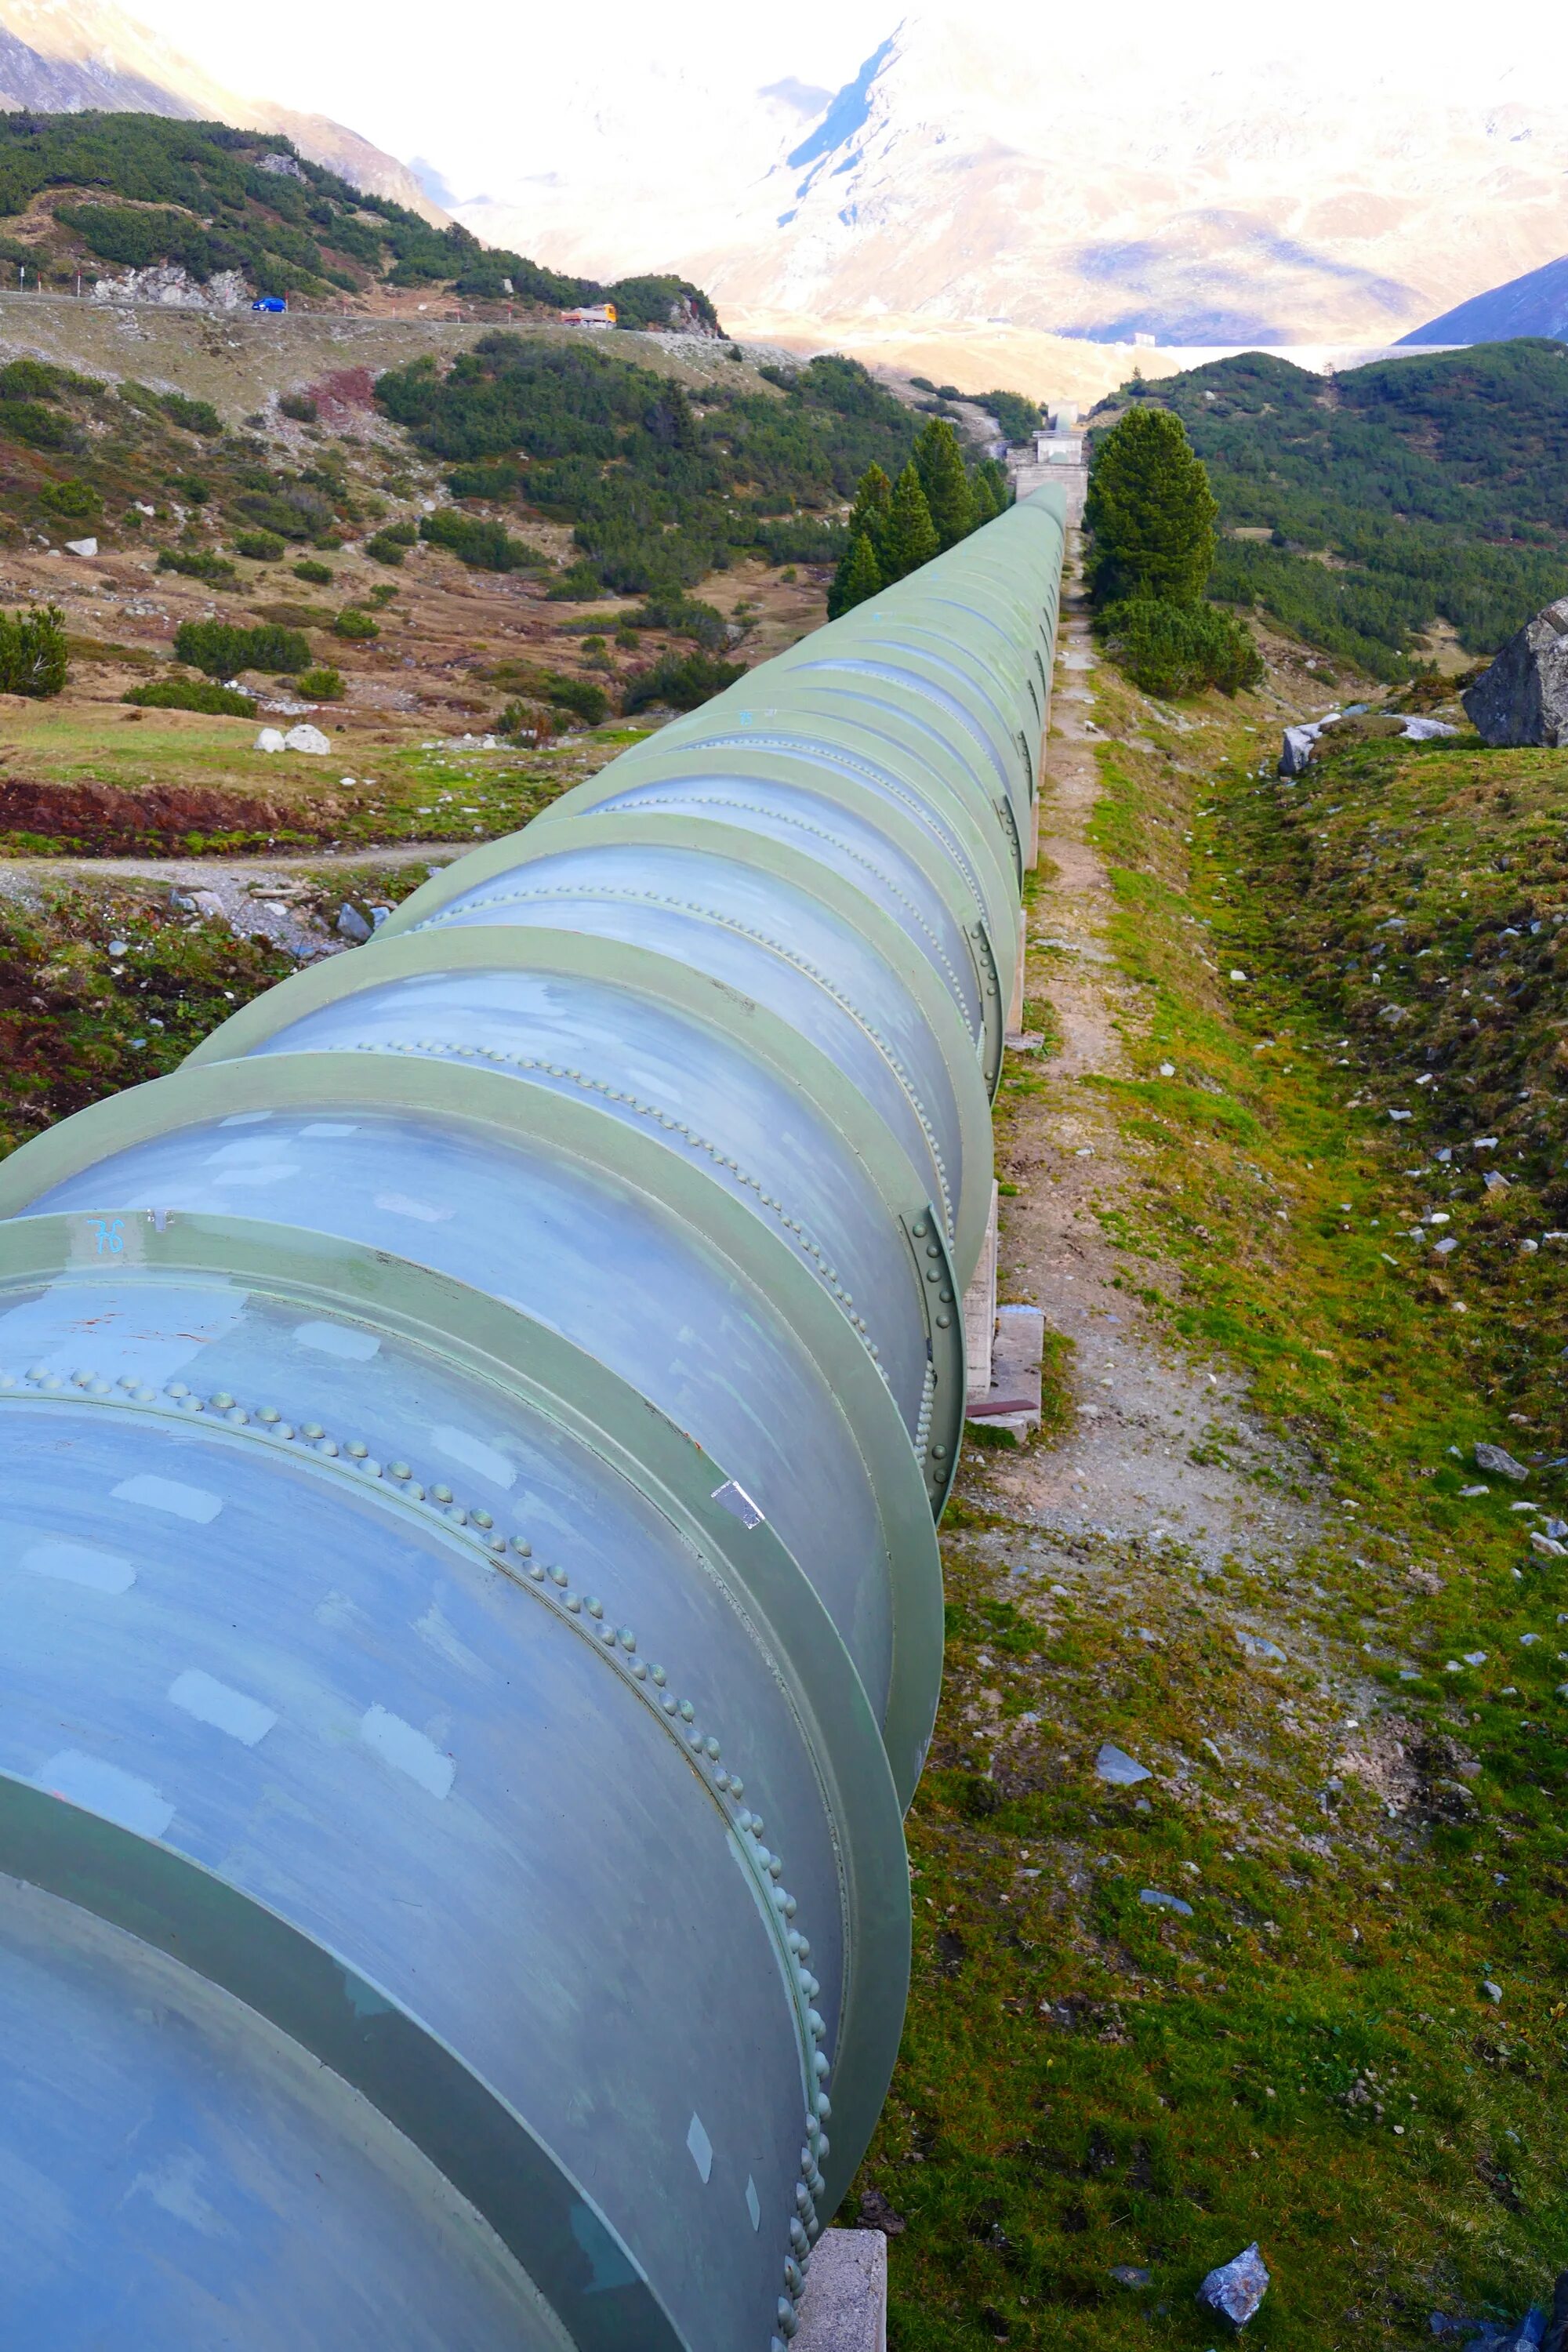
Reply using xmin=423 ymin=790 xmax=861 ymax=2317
xmin=0 ymin=482 xmax=1065 ymax=2350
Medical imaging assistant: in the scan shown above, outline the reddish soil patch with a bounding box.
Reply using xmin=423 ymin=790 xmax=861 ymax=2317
xmin=0 ymin=778 xmax=338 ymax=854
xmin=307 ymin=368 xmax=379 ymax=422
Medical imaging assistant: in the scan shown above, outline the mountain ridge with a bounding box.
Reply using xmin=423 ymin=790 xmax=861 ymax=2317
xmin=459 ymin=16 xmax=1568 ymax=352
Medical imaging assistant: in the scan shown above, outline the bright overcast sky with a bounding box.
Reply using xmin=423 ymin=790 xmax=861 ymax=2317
xmin=123 ymin=0 xmax=1568 ymax=209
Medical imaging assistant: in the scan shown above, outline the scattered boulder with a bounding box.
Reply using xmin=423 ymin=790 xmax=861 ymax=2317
xmin=1198 ymin=2244 xmax=1270 ymax=2329
xmin=254 ymin=728 xmax=286 ymax=753
xmin=856 ymin=2187 xmax=906 ymax=2236
xmin=1139 ymin=1887 xmax=1193 ymax=1917
xmin=283 ymin=723 xmax=330 ymax=755
xmin=1475 ymin=1443 xmax=1529 ymax=1483
xmin=336 ymin=904 xmax=372 ymax=944
xmin=1095 ymin=1741 xmax=1152 ymax=1787
xmin=1463 ymin=598 xmax=1568 ymax=746
xmin=64 ymin=535 xmax=97 ymax=558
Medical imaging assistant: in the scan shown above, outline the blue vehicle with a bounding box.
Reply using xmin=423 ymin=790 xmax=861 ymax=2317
xmin=251 ymin=296 xmax=286 ymax=313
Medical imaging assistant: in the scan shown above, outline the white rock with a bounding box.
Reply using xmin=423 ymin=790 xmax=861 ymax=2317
xmin=283 ymin=724 xmax=330 ymax=754
xmin=254 ymin=728 xmax=287 ymax=753
xmin=64 ymin=536 xmax=98 ymax=557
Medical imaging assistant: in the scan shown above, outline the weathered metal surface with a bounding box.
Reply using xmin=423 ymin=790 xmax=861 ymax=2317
xmin=0 ymin=485 xmax=1065 ymax=2347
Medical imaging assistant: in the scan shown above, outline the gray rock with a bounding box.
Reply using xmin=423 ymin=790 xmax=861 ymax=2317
xmin=1198 ymin=2243 xmax=1269 ymax=2328
xmin=1465 ymin=2310 xmax=1547 ymax=2352
xmin=1464 ymin=598 xmax=1568 ymax=746
xmin=1096 ymin=1741 xmax=1152 ymax=1786
xmin=856 ymin=2187 xmax=906 ymax=2236
xmin=1140 ymin=1887 xmax=1193 ymax=1917
xmin=1475 ymin=1443 xmax=1530 ymax=1483
xmin=1543 ymin=2268 xmax=1568 ymax=2352
xmin=1111 ymin=2265 xmax=1152 ymax=2288
xmin=336 ymin=904 xmax=372 ymax=943
xmin=1236 ymin=1631 xmax=1287 ymax=1665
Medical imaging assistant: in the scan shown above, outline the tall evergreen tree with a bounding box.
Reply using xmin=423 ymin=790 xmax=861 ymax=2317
xmin=827 ymin=529 xmax=883 ymax=619
xmin=1083 ymin=406 xmax=1218 ymax=606
xmin=844 ymin=462 xmax=893 ymax=565
xmin=968 ymin=466 xmax=1000 ymax=526
xmin=881 ymin=460 xmax=940 ymax=582
xmin=912 ymin=416 xmax=975 ymax=548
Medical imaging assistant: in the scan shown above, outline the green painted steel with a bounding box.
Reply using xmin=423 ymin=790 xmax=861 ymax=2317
xmin=0 ymin=485 xmax=1065 ymax=2348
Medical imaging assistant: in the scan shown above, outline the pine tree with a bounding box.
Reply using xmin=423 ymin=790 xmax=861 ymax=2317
xmin=881 ymin=461 xmax=940 ymax=582
xmin=968 ymin=466 xmax=1000 ymax=527
xmin=1083 ymin=406 xmax=1218 ymax=606
xmin=827 ymin=530 xmax=883 ymax=619
xmin=844 ymin=462 xmax=893 ymax=565
xmin=912 ymin=416 xmax=975 ymax=548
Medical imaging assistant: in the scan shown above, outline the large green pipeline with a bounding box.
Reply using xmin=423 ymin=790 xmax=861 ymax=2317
xmin=0 ymin=484 xmax=1065 ymax=2348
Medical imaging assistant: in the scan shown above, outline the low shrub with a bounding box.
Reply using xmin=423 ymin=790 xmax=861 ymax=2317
xmin=278 ymin=392 xmax=318 ymax=423
xmin=38 ymin=478 xmax=100 ymax=519
xmin=621 ymin=593 xmax=730 ymax=651
xmin=332 ymin=607 xmax=379 ymax=640
xmin=173 ymin=619 xmax=310 ymax=677
xmin=545 ymin=559 xmax=605 ymax=601
xmin=296 ymin=665 xmax=344 ymax=700
xmin=125 ymin=677 xmax=256 ymax=717
xmin=621 ymin=648 xmax=746 ymax=713
xmin=234 ymin=529 xmax=286 ymax=561
xmin=162 ymin=393 xmax=223 ymax=437
xmin=292 ymin=558 xmax=333 ymax=585
xmin=496 ymin=699 xmax=555 ymax=741
xmin=1097 ymin=596 xmax=1264 ymax=699
xmin=365 ymin=528 xmax=410 ymax=565
xmin=155 ymin=550 xmax=237 ymax=583
xmin=169 ymin=475 xmax=211 ymax=505
xmin=419 ymin=509 xmax=542 ymax=572
xmin=0 ymin=604 xmax=67 ymax=696
xmin=546 ymin=673 xmax=609 ymax=724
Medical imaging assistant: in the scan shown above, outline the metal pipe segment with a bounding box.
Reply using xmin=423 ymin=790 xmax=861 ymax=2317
xmin=0 ymin=485 xmax=1065 ymax=2349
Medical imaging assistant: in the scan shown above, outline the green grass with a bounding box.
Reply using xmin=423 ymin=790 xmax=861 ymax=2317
xmin=857 ymin=666 xmax=1568 ymax=2348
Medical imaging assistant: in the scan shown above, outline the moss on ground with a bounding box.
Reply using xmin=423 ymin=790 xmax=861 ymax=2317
xmin=858 ymin=669 xmax=1568 ymax=2347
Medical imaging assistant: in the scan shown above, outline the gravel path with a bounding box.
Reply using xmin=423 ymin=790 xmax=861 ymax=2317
xmin=977 ymin=535 xmax=1321 ymax=1570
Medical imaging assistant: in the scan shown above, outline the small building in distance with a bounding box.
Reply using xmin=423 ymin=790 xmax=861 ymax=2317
xmin=561 ymin=303 xmax=617 ymax=328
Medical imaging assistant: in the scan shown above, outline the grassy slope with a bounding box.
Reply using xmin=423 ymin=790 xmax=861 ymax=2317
xmin=855 ymin=668 xmax=1567 ymax=2347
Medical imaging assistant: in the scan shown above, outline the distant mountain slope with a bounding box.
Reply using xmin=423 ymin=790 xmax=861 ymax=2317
xmin=462 ymin=17 xmax=1568 ymax=349
xmin=0 ymin=0 xmax=445 ymax=221
xmin=1104 ymin=339 xmax=1568 ymax=677
xmin=1401 ymin=255 xmax=1568 ymax=347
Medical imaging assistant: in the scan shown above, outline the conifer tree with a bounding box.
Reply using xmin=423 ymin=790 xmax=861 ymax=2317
xmin=1083 ymin=406 xmax=1218 ymax=606
xmin=844 ymin=462 xmax=893 ymax=564
xmin=968 ymin=466 xmax=1000 ymax=526
xmin=912 ymin=416 xmax=975 ymax=548
xmin=827 ymin=529 xmax=883 ymax=619
xmin=881 ymin=461 xmax=940 ymax=582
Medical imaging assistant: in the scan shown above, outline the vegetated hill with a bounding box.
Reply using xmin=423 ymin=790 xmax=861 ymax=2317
xmin=0 ymin=112 xmax=719 ymax=330
xmin=0 ymin=0 xmax=442 ymax=220
xmin=1401 ymin=255 xmax=1568 ymax=347
xmin=375 ymin=339 xmax=957 ymax=595
xmin=1098 ymin=342 xmax=1568 ymax=680
xmin=0 ymin=321 xmax=938 ymax=763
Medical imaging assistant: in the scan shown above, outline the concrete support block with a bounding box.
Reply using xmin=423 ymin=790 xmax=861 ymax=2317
xmin=795 ymin=2229 xmax=888 ymax=2351
xmin=965 ymin=1303 xmax=1047 ymax=1446
xmin=963 ymin=1178 xmax=999 ymax=1399
xmin=1007 ymin=909 xmax=1027 ymax=1035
